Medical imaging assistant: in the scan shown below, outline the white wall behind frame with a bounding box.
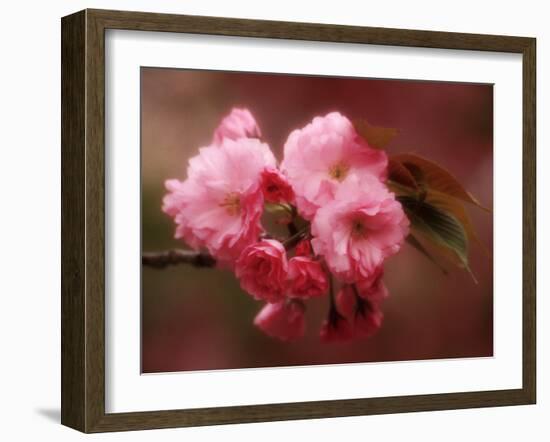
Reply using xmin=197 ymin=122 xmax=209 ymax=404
xmin=0 ymin=1 xmax=547 ymax=441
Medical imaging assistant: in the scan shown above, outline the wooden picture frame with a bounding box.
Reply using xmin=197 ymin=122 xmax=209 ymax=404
xmin=61 ymin=8 xmax=536 ymax=433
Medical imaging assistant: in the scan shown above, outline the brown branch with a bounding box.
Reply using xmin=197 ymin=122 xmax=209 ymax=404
xmin=143 ymin=229 xmax=308 ymax=269
xmin=142 ymin=249 xmax=216 ymax=269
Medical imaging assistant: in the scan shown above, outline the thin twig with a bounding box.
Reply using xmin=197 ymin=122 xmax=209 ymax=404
xmin=142 ymin=249 xmax=216 ymax=269
xmin=143 ymin=227 xmax=307 ymax=269
xmin=282 ymin=227 xmax=309 ymax=251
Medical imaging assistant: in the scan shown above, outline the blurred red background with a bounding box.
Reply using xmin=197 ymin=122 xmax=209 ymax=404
xmin=141 ymin=68 xmax=493 ymax=373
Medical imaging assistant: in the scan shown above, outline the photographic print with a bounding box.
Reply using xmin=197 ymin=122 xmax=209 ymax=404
xmin=141 ymin=68 xmax=493 ymax=374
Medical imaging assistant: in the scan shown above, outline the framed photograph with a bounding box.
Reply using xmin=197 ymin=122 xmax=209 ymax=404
xmin=61 ymin=9 xmax=536 ymax=433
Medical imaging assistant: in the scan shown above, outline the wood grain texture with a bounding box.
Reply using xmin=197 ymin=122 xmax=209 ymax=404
xmin=84 ymin=9 xmax=107 ymax=433
xmin=522 ymin=38 xmax=537 ymax=403
xmin=89 ymin=8 xmax=532 ymax=52
xmin=60 ymin=8 xmax=537 ymax=433
xmin=61 ymin=10 xmax=86 ymax=432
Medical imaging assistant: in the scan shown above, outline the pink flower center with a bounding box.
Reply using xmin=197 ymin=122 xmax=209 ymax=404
xmin=328 ymin=162 xmax=350 ymax=182
xmin=351 ymin=218 xmax=368 ymax=239
xmin=219 ymin=192 xmax=241 ymax=216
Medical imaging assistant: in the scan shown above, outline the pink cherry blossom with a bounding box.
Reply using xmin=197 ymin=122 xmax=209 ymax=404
xmin=213 ymin=108 xmax=262 ymax=144
xmin=335 ymin=285 xmax=357 ymax=318
xmin=294 ymin=239 xmax=313 ymax=257
xmin=254 ymin=300 xmax=305 ymax=341
xmin=354 ymin=302 xmax=384 ymax=338
xmin=356 ymin=266 xmax=389 ymax=303
xmin=280 ymin=112 xmax=388 ymax=219
xmin=311 ymin=175 xmax=409 ymax=282
xmin=335 ymin=285 xmax=384 ymax=339
xmin=235 ymin=239 xmax=288 ymax=302
xmin=322 ymin=287 xmax=357 ymax=343
xmin=319 ymin=314 xmax=354 ymax=342
xmin=162 ymin=137 xmax=276 ymax=264
xmin=287 ymin=256 xmax=328 ymax=298
xmin=261 ymin=168 xmax=295 ymax=204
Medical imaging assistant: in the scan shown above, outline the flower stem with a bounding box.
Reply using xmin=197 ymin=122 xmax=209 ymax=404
xmin=352 ymin=283 xmax=372 ymax=315
xmin=328 ymin=274 xmax=336 ymax=309
xmin=282 ymin=226 xmax=309 ymax=251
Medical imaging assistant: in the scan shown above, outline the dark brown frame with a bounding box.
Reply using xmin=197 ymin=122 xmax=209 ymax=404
xmin=61 ymin=8 xmax=536 ymax=433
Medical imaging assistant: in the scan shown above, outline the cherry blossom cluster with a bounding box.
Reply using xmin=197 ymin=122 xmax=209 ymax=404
xmin=163 ymin=108 xmax=409 ymax=342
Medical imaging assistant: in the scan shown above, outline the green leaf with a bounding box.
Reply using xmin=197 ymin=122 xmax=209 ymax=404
xmin=388 ymin=158 xmax=419 ymax=191
xmin=398 ymin=196 xmax=476 ymax=282
xmin=425 ymin=190 xmax=491 ymax=258
xmin=388 ymin=153 xmax=490 ymax=258
xmin=353 ymin=119 xmax=398 ymax=150
xmin=391 ymin=153 xmax=488 ymax=210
